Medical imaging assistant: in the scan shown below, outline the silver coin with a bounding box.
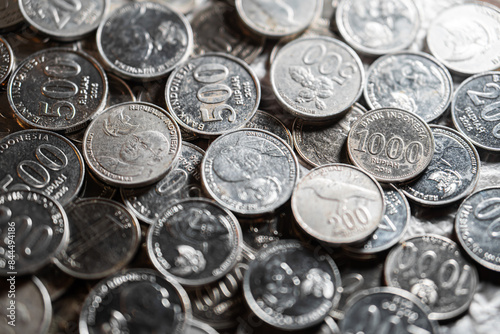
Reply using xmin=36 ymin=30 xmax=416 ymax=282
xmin=0 ymin=190 xmax=68 ymax=276
xmin=0 ymin=36 xmax=14 ymax=86
xmin=270 ymin=36 xmax=364 ymax=121
xmin=79 ymin=268 xmax=191 ymax=334
xmin=19 ymin=0 xmax=108 ymax=41
xmin=292 ymin=103 xmax=366 ymax=167
xmin=236 ymin=315 xmax=341 ymax=334
xmin=400 ymin=125 xmax=480 ymax=206
xmin=243 ymin=240 xmax=342 ymax=330
xmin=291 ymin=163 xmax=385 ymax=245
xmin=385 ymin=234 xmax=479 ymax=320
xmin=335 ymin=0 xmax=420 ymax=56
xmin=153 ymin=0 xmax=197 ymax=14
xmin=186 ymin=319 xmax=219 ymax=334
xmin=364 ymin=51 xmax=453 ymax=123
xmin=201 ymin=129 xmax=299 ymax=216
xmin=0 ymin=129 xmax=85 ymax=206
xmin=165 ymin=52 xmax=261 ymax=137
xmin=97 ymin=2 xmax=193 ymax=81
xmin=456 ymin=187 xmax=500 ymax=272
xmin=241 ymin=213 xmax=285 ymax=255
xmin=0 ymin=276 xmax=52 ymax=334
xmin=122 ymin=142 xmax=204 ymax=224
xmin=83 ymin=101 xmax=182 ymax=188
xmin=7 ymin=48 xmax=108 ymax=133
xmin=190 ymin=2 xmax=264 ymax=64
xmin=54 ymin=198 xmax=141 ymax=279
xmin=347 ymin=108 xmax=435 ymax=183
xmin=147 ymin=198 xmax=242 ymax=287
xmin=235 ymin=0 xmax=323 ymax=38
xmin=106 ymin=73 xmax=136 ymax=106
xmin=79 ymin=166 xmax=117 ymax=199
xmin=245 ymin=110 xmax=292 ymax=146
xmin=0 ymin=0 xmax=24 ymax=31
xmin=426 ymin=2 xmax=500 ymax=76
xmin=451 ymin=71 xmax=500 ymax=152
xmin=340 ymin=287 xmax=440 ymax=334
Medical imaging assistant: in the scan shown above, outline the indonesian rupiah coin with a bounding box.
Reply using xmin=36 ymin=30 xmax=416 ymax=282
xmin=0 ymin=36 xmax=14 ymax=86
xmin=83 ymin=101 xmax=182 ymax=188
xmin=165 ymin=52 xmax=260 ymax=137
xmin=245 ymin=110 xmax=292 ymax=146
xmin=0 ymin=0 xmax=24 ymax=32
xmin=384 ymin=234 xmax=478 ymax=320
xmin=347 ymin=108 xmax=434 ymax=183
xmin=270 ymin=36 xmax=364 ymax=121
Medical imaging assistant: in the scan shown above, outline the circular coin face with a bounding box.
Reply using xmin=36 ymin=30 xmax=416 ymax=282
xmin=0 ymin=0 xmax=24 ymax=31
xmin=166 ymin=53 xmax=260 ymax=137
xmin=79 ymin=269 xmax=191 ymax=334
xmin=271 ymin=36 xmax=364 ymax=121
xmin=347 ymin=108 xmax=434 ymax=183
xmin=385 ymin=234 xmax=478 ymax=320
xmin=0 ymin=37 xmax=14 ymax=86
xmin=7 ymin=48 xmax=108 ymax=133
xmin=245 ymin=110 xmax=293 ymax=146
xmin=456 ymin=187 xmax=500 ymax=272
xmin=83 ymin=102 xmax=182 ymax=188
xmin=336 ymin=0 xmax=420 ymax=56
xmin=201 ymin=129 xmax=299 ymax=216
xmin=427 ymin=3 xmax=500 ymax=76
xmin=0 ymin=190 xmax=68 ymax=276
xmin=243 ymin=240 xmax=342 ymax=330
xmin=97 ymin=2 xmax=193 ymax=81
xmin=291 ymin=163 xmax=385 ymax=245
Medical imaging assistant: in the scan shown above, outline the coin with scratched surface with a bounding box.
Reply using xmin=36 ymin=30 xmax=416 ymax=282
xmin=0 ymin=190 xmax=68 ymax=276
xmin=400 ymin=125 xmax=480 ymax=206
xmin=292 ymin=163 xmax=384 ymax=245
xmin=245 ymin=110 xmax=292 ymax=146
xmin=243 ymin=240 xmax=342 ymax=330
xmin=340 ymin=287 xmax=440 ymax=334
xmin=0 ymin=129 xmax=85 ymax=206
xmin=122 ymin=142 xmax=204 ymax=224
xmin=347 ymin=108 xmax=434 ymax=183
xmin=235 ymin=0 xmax=322 ymax=38
xmin=54 ymin=198 xmax=141 ymax=279
xmin=79 ymin=269 xmax=191 ymax=334
xmin=19 ymin=0 xmax=107 ymax=41
xmin=0 ymin=37 xmax=14 ymax=86
xmin=456 ymin=187 xmax=500 ymax=273
xmin=336 ymin=0 xmax=420 ymax=56
xmin=452 ymin=71 xmax=500 ymax=152
xmin=364 ymin=52 xmax=453 ymax=123
xmin=97 ymin=2 xmax=193 ymax=81
xmin=0 ymin=0 xmax=24 ymax=31
xmin=7 ymin=48 xmax=108 ymax=133
xmin=166 ymin=53 xmax=260 ymax=137
xmin=427 ymin=2 xmax=500 ymax=76
xmin=385 ymin=234 xmax=478 ymax=320
xmin=83 ymin=102 xmax=182 ymax=188
xmin=202 ymin=129 xmax=299 ymax=216
xmin=271 ymin=36 xmax=364 ymax=121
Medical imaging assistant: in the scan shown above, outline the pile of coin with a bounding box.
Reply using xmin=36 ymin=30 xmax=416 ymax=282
xmin=1 ymin=0 xmax=500 ymax=333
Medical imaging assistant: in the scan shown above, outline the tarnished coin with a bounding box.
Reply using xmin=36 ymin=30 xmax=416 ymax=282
xmin=427 ymin=2 xmax=500 ymax=76
xmin=291 ymin=163 xmax=385 ymax=245
xmin=201 ymin=129 xmax=299 ymax=216
xmin=292 ymin=103 xmax=366 ymax=167
xmin=364 ymin=52 xmax=453 ymax=123
xmin=97 ymin=2 xmax=193 ymax=81
xmin=79 ymin=166 xmax=117 ymax=199
xmin=243 ymin=240 xmax=342 ymax=330
xmin=0 ymin=190 xmax=68 ymax=276
xmin=147 ymin=198 xmax=242 ymax=287
xmin=340 ymin=287 xmax=440 ymax=334
xmin=19 ymin=0 xmax=108 ymax=41
xmin=165 ymin=53 xmax=260 ymax=137
xmin=0 ymin=37 xmax=14 ymax=86
xmin=347 ymin=108 xmax=434 ymax=183
xmin=456 ymin=187 xmax=500 ymax=272
xmin=0 ymin=0 xmax=24 ymax=31
xmin=7 ymin=48 xmax=108 ymax=133
xmin=385 ymin=234 xmax=478 ymax=320
xmin=0 ymin=129 xmax=85 ymax=206
xmin=79 ymin=269 xmax=191 ymax=334
xmin=235 ymin=0 xmax=322 ymax=38
xmin=54 ymin=198 xmax=141 ymax=279
xmin=245 ymin=110 xmax=292 ymax=146
xmin=400 ymin=125 xmax=480 ymax=206
xmin=83 ymin=102 xmax=182 ymax=188
xmin=335 ymin=0 xmax=420 ymax=56
xmin=270 ymin=36 xmax=364 ymax=121
xmin=451 ymin=71 xmax=500 ymax=152
xmin=122 ymin=142 xmax=204 ymax=224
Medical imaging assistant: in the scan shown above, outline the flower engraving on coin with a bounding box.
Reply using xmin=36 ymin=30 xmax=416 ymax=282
xmin=171 ymin=245 xmax=207 ymax=276
xmin=290 ymin=66 xmax=334 ymax=110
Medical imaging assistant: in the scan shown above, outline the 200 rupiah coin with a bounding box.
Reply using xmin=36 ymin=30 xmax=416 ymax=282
xmin=347 ymin=108 xmax=434 ymax=183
